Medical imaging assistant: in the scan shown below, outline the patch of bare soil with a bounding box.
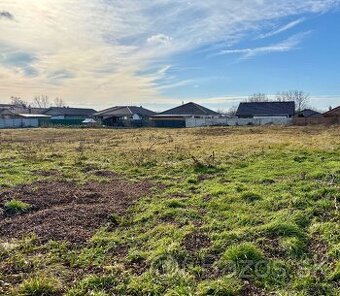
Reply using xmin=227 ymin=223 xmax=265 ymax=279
xmin=183 ymin=231 xmax=211 ymax=252
xmin=241 ymin=282 xmax=271 ymax=296
xmin=0 ymin=178 xmax=152 ymax=244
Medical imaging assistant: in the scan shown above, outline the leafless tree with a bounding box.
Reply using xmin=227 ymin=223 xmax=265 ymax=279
xmin=54 ymin=97 xmax=66 ymax=107
xmin=247 ymin=93 xmax=269 ymax=102
xmin=10 ymin=96 xmax=28 ymax=107
xmin=225 ymin=105 xmax=238 ymax=117
xmin=32 ymin=95 xmax=50 ymax=108
xmin=276 ymin=90 xmax=310 ymax=112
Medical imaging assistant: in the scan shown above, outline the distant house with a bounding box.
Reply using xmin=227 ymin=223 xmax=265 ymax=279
xmin=236 ymin=101 xmax=295 ymax=119
xmin=43 ymin=107 xmax=96 ymax=125
xmin=93 ymin=106 xmax=156 ymax=127
xmin=151 ymin=102 xmax=220 ymax=128
xmin=0 ymin=109 xmax=51 ymax=129
xmin=323 ymin=106 xmax=340 ymax=124
xmin=295 ymin=109 xmax=322 ymax=118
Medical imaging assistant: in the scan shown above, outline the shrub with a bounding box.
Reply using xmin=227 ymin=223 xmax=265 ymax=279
xmin=16 ymin=276 xmax=62 ymax=296
xmin=4 ymin=200 xmax=31 ymax=214
xmin=196 ymin=277 xmax=243 ymax=296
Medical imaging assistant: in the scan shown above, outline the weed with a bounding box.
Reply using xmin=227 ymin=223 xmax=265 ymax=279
xmin=196 ymin=277 xmax=243 ymax=296
xmin=16 ymin=275 xmax=62 ymax=296
xmin=4 ymin=199 xmax=31 ymax=214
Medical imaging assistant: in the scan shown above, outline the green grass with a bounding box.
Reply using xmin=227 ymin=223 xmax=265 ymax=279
xmin=16 ymin=275 xmax=62 ymax=296
xmin=4 ymin=199 xmax=31 ymax=214
xmin=0 ymin=126 xmax=339 ymax=295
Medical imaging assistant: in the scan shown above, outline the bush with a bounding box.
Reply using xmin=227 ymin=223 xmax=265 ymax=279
xmin=16 ymin=276 xmax=62 ymax=296
xmin=4 ymin=200 xmax=31 ymax=214
xmin=196 ymin=277 xmax=243 ymax=296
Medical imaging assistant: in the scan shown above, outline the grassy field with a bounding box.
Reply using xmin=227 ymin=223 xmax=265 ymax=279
xmin=0 ymin=126 xmax=339 ymax=296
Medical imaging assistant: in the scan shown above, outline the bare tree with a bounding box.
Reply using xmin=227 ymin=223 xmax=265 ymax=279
xmin=225 ymin=105 xmax=238 ymax=117
xmin=276 ymin=90 xmax=310 ymax=112
xmin=247 ymin=93 xmax=269 ymax=102
xmin=32 ymin=95 xmax=50 ymax=108
xmin=54 ymin=97 xmax=66 ymax=107
xmin=10 ymin=96 xmax=28 ymax=107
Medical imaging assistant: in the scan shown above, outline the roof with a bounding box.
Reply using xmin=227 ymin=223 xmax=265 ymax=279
xmin=94 ymin=106 xmax=156 ymax=117
xmin=295 ymin=109 xmax=321 ymax=118
xmin=154 ymin=102 xmax=219 ymax=117
xmin=236 ymin=101 xmax=295 ymax=117
xmin=323 ymin=106 xmax=340 ymax=117
xmin=43 ymin=107 xmax=96 ymax=116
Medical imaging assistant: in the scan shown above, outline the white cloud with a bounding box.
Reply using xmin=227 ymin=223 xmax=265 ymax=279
xmin=0 ymin=0 xmax=339 ymax=108
xmin=147 ymin=34 xmax=172 ymax=46
xmin=216 ymin=32 xmax=311 ymax=59
xmin=258 ymin=18 xmax=305 ymax=39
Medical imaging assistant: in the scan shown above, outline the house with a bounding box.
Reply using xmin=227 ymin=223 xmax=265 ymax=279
xmin=151 ymin=102 xmax=220 ymax=128
xmin=43 ymin=107 xmax=96 ymax=125
xmin=0 ymin=109 xmax=51 ymax=129
xmin=323 ymin=106 xmax=340 ymax=124
xmin=295 ymin=109 xmax=322 ymax=118
xmin=236 ymin=101 xmax=295 ymax=119
xmin=93 ymin=106 xmax=156 ymax=127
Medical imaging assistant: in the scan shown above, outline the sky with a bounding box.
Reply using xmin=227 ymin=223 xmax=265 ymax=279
xmin=1 ymin=0 xmax=340 ymax=112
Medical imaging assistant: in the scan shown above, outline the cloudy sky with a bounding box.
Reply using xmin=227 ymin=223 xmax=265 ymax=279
xmin=1 ymin=0 xmax=340 ymax=111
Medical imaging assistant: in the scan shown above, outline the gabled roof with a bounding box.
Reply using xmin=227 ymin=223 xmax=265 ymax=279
xmin=236 ymin=101 xmax=295 ymax=117
xmin=43 ymin=107 xmax=96 ymax=116
xmin=323 ymin=106 xmax=340 ymax=117
xmin=295 ymin=109 xmax=321 ymax=118
xmin=155 ymin=102 xmax=219 ymax=117
xmin=94 ymin=106 xmax=156 ymax=117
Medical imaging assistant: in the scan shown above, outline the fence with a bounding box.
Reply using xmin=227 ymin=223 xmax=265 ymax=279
xmin=293 ymin=116 xmax=340 ymax=126
xmin=185 ymin=117 xmax=292 ymax=128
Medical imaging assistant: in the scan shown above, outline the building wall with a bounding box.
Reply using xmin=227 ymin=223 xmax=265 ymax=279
xmin=185 ymin=117 xmax=292 ymax=128
xmin=0 ymin=118 xmax=39 ymax=129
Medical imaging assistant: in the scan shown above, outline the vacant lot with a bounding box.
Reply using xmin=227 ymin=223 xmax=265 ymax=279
xmin=0 ymin=126 xmax=339 ymax=295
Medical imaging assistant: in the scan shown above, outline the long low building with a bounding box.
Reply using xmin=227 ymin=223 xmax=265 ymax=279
xmin=0 ymin=109 xmax=51 ymax=129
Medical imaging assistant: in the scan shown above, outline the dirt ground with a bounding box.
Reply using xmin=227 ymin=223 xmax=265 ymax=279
xmin=0 ymin=176 xmax=152 ymax=244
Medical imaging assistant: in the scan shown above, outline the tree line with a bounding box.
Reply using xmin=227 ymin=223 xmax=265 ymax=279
xmin=9 ymin=95 xmax=67 ymax=109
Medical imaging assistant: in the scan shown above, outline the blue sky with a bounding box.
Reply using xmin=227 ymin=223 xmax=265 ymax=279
xmin=0 ymin=0 xmax=340 ymax=111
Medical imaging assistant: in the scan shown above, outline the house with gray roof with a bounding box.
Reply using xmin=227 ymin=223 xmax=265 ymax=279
xmin=94 ymin=106 xmax=156 ymax=127
xmin=151 ymin=102 xmax=220 ymax=128
xmin=236 ymin=101 xmax=295 ymax=119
